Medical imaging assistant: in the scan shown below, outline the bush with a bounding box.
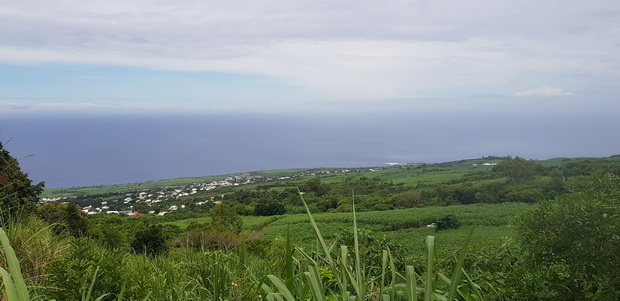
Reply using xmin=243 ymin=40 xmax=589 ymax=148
xmin=37 ymin=203 xmax=89 ymax=237
xmin=175 ymin=229 xmax=245 ymax=251
xmin=435 ymin=215 xmax=461 ymax=231
xmin=131 ymin=225 xmax=168 ymax=256
xmin=513 ymin=173 xmax=620 ymax=300
xmin=210 ymin=204 xmax=243 ymax=234
xmin=2 ymin=216 xmax=68 ymax=283
xmin=254 ymin=200 xmax=285 ymax=216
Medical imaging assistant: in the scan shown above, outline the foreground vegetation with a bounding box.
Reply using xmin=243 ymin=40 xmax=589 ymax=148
xmin=2 ymin=142 xmax=620 ymax=300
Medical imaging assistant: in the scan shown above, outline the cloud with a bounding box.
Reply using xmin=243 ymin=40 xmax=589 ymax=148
xmin=0 ymin=98 xmax=241 ymax=113
xmin=516 ymin=87 xmax=575 ymax=97
xmin=0 ymin=100 xmax=114 ymax=111
xmin=0 ymin=0 xmax=618 ymax=104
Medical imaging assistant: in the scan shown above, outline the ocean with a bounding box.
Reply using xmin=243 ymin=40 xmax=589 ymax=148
xmin=2 ymin=110 xmax=618 ymax=187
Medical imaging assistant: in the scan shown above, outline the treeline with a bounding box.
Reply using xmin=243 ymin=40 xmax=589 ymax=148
xmin=214 ymin=156 xmax=620 ymax=215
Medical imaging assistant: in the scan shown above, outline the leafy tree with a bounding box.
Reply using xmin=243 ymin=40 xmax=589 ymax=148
xmin=254 ymin=200 xmax=285 ymax=216
xmin=0 ymin=142 xmax=44 ymax=216
xmin=233 ymin=204 xmax=254 ymax=216
xmin=37 ymin=203 xmax=89 ymax=237
xmin=563 ymin=161 xmax=594 ymax=177
xmin=210 ymin=204 xmax=243 ymax=234
xmin=493 ymin=156 xmax=537 ymax=184
xmin=514 ymin=173 xmax=620 ymax=300
xmin=303 ymin=178 xmax=330 ymax=197
xmin=131 ymin=224 xmax=168 ymax=256
xmin=391 ymin=191 xmax=429 ymax=208
xmin=315 ymin=196 xmax=338 ymax=212
xmin=89 ymin=222 xmax=131 ymax=250
xmin=185 ymin=221 xmax=210 ymax=232
xmin=544 ymin=167 xmax=566 ymax=197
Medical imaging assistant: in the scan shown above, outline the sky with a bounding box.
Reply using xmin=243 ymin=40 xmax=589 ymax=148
xmin=0 ymin=0 xmax=619 ymax=114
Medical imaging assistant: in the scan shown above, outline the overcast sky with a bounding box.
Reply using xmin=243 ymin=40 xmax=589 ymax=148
xmin=1 ymin=0 xmax=619 ymax=113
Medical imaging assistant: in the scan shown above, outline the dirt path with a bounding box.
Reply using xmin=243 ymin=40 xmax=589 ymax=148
xmin=249 ymin=221 xmax=274 ymax=239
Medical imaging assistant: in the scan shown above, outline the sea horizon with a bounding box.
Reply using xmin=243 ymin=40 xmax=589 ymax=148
xmin=3 ymin=110 xmax=619 ymax=188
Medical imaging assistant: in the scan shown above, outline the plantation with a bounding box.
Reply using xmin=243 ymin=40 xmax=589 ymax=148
xmin=2 ymin=143 xmax=620 ymax=300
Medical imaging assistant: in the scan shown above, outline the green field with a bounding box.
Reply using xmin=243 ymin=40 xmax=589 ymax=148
xmin=254 ymin=202 xmax=531 ymax=251
xmin=42 ymin=155 xmax=620 ymax=202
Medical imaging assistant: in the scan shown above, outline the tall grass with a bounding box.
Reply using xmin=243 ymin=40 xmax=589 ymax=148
xmin=0 ymin=228 xmax=29 ymax=301
xmin=3 ymin=217 xmax=68 ymax=282
xmin=263 ymin=190 xmax=481 ymax=300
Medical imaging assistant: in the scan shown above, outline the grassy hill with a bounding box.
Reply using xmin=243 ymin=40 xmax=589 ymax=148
xmin=17 ymin=155 xmax=620 ymax=300
xmin=42 ymin=157 xmax=502 ymax=197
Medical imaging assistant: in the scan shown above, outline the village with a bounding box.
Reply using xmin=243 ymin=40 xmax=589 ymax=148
xmin=39 ymin=166 xmax=387 ymax=216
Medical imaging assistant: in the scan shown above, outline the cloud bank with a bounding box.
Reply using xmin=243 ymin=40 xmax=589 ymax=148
xmin=516 ymin=87 xmax=575 ymax=97
xmin=0 ymin=0 xmax=619 ymax=108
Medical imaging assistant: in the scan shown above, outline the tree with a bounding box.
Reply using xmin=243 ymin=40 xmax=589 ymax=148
xmin=544 ymin=167 xmax=566 ymax=197
xmin=514 ymin=173 xmax=620 ymax=299
xmin=304 ymin=178 xmax=330 ymax=197
xmin=131 ymin=224 xmax=168 ymax=256
xmin=493 ymin=156 xmax=536 ymax=184
xmin=210 ymin=204 xmax=243 ymax=234
xmin=37 ymin=203 xmax=89 ymax=237
xmin=391 ymin=191 xmax=430 ymax=208
xmin=254 ymin=200 xmax=285 ymax=216
xmin=0 ymin=142 xmax=44 ymax=216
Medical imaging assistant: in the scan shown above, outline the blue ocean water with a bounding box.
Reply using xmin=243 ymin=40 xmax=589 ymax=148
xmin=2 ymin=111 xmax=618 ymax=187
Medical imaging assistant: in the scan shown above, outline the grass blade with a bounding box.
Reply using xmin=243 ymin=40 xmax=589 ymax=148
xmin=351 ymin=192 xmax=365 ymax=300
xmin=0 ymin=267 xmax=18 ymax=301
xmin=305 ymin=267 xmax=327 ymax=301
xmin=266 ymin=275 xmax=296 ymax=301
xmin=297 ymin=188 xmax=335 ymax=267
xmin=406 ymin=265 xmax=417 ymax=301
xmin=0 ymin=228 xmax=29 ymax=301
xmin=389 ymin=251 xmax=397 ymax=301
xmin=285 ymin=227 xmax=295 ymax=294
xmin=82 ymin=266 xmax=100 ymax=301
xmin=340 ymin=245 xmax=350 ymax=301
xmin=380 ymin=249 xmax=388 ymax=299
xmin=425 ymin=236 xmax=435 ymax=301
xmin=446 ymin=229 xmax=474 ymax=301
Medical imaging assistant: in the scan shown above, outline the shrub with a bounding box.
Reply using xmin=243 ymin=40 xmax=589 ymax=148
xmin=2 ymin=216 xmax=68 ymax=283
xmin=254 ymin=200 xmax=285 ymax=216
xmin=131 ymin=225 xmax=168 ymax=256
xmin=210 ymin=204 xmax=243 ymax=234
xmin=175 ymin=229 xmax=245 ymax=251
xmin=513 ymin=173 xmax=620 ymax=300
xmin=435 ymin=214 xmax=461 ymax=231
xmin=37 ymin=203 xmax=89 ymax=237
xmin=493 ymin=156 xmax=537 ymax=184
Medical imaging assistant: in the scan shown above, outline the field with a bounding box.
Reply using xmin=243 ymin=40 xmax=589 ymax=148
xmin=41 ymin=158 xmax=505 ymax=198
xmin=163 ymin=202 xmax=531 ymax=255
xmin=252 ymin=202 xmax=530 ymax=251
